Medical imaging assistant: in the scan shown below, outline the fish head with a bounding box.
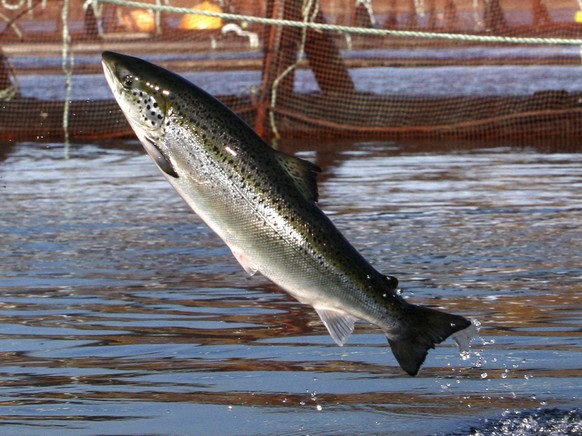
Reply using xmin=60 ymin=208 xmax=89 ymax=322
xmin=102 ymin=51 xmax=177 ymax=178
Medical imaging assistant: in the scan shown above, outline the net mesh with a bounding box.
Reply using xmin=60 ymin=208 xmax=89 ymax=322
xmin=1 ymin=0 xmax=582 ymax=145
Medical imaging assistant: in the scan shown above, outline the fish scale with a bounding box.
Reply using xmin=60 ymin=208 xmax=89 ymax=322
xmin=102 ymin=51 xmax=473 ymax=376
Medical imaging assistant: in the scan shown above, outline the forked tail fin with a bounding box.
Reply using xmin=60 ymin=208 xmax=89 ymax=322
xmin=386 ymin=303 xmax=471 ymax=376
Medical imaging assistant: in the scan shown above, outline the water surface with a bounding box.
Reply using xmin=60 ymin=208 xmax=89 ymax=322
xmin=17 ymin=64 xmax=582 ymax=100
xmin=0 ymin=140 xmax=580 ymax=435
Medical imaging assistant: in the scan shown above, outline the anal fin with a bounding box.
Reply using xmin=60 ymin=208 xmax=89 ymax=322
xmin=231 ymin=249 xmax=258 ymax=277
xmin=314 ymin=307 xmax=357 ymax=346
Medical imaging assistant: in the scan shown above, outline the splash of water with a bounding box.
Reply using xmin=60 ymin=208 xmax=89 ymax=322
xmin=452 ymin=318 xmax=482 ymax=360
xmin=460 ymin=407 xmax=582 ymax=436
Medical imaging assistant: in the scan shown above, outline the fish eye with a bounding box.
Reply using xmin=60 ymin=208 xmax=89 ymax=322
xmin=122 ymin=75 xmax=134 ymax=89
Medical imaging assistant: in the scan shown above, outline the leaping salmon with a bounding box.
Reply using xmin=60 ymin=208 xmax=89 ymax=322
xmin=102 ymin=51 xmax=472 ymax=376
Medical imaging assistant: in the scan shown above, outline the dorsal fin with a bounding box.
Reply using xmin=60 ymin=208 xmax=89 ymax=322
xmin=275 ymin=152 xmax=321 ymax=203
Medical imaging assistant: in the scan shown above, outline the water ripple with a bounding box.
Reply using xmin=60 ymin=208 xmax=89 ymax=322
xmin=0 ymin=141 xmax=580 ymax=435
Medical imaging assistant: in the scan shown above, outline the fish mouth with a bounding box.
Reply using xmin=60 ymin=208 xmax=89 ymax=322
xmin=101 ymin=52 xmax=125 ymax=99
xmin=101 ymin=51 xmax=128 ymax=78
xmin=102 ymin=50 xmax=120 ymax=65
xmin=101 ymin=61 xmax=116 ymax=91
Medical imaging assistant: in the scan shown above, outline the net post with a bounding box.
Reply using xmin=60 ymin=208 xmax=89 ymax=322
xmin=256 ymin=0 xmax=301 ymax=139
xmin=256 ymin=0 xmax=354 ymax=138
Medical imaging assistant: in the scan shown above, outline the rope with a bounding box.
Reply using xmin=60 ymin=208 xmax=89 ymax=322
xmin=96 ymin=0 xmax=582 ymax=46
xmin=0 ymin=84 xmax=17 ymax=101
xmin=62 ymin=0 xmax=74 ymax=151
xmin=0 ymin=11 xmax=23 ymax=39
xmin=1 ymin=0 xmax=26 ymax=10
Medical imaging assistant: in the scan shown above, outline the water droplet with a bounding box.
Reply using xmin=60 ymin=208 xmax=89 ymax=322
xmin=316 ymin=404 xmax=322 ymax=411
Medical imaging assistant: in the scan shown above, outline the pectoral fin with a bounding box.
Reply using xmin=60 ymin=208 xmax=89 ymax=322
xmin=314 ymin=307 xmax=357 ymax=346
xmin=141 ymin=136 xmax=178 ymax=178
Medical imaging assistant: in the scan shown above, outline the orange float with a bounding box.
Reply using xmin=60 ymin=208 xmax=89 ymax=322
xmin=180 ymin=1 xmax=224 ymax=30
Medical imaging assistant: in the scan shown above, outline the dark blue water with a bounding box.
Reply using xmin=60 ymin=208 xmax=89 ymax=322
xmin=0 ymin=140 xmax=580 ymax=435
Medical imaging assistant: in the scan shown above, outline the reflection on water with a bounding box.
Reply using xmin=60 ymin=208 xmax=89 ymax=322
xmin=0 ymin=140 xmax=580 ymax=435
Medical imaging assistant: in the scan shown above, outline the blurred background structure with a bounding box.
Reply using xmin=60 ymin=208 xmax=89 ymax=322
xmin=1 ymin=0 xmax=582 ymax=144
